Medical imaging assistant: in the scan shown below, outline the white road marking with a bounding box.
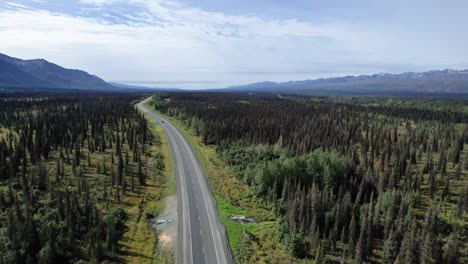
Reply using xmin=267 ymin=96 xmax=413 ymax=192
xmin=137 ymin=98 xmax=231 ymax=264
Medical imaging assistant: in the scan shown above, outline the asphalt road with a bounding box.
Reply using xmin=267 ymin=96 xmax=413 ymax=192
xmin=137 ymin=99 xmax=233 ymax=264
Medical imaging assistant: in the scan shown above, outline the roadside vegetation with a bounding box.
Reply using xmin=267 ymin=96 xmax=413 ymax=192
xmin=151 ymin=93 xmax=468 ymax=263
xmin=147 ymin=97 xmax=295 ymax=263
xmin=0 ymin=93 xmax=173 ymax=263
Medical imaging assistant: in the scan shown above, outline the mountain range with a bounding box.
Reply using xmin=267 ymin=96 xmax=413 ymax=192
xmin=226 ymin=69 xmax=468 ymax=94
xmin=0 ymin=53 xmax=114 ymax=90
xmin=1 ymin=53 xmax=467 ymax=94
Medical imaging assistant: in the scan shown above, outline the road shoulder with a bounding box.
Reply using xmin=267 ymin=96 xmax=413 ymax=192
xmin=122 ymin=100 xmax=176 ymax=263
xmin=144 ymin=97 xmax=294 ymax=263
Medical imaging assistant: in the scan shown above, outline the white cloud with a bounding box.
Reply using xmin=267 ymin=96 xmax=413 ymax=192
xmin=79 ymin=0 xmax=122 ymax=5
xmin=5 ymin=2 xmax=29 ymax=8
xmin=0 ymin=0 xmax=467 ymax=88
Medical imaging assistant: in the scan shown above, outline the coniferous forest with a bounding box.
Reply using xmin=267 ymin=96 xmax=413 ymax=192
xmin=153 ymin=92 xmax=468 ymax=263
xmin=0 ymin=92 xmax=165 ymax=263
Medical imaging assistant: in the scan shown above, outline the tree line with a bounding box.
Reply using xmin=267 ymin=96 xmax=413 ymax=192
xmin=154 ymin=92 xmax=467 ymax=263
xmin=0 ymin=93 xmax=154 ymax=263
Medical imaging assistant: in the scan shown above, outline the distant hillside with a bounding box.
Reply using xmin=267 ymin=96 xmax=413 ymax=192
xmin=0 ymin=53 xmax=114 ymax=90
xmin=109 ymin=82 xmax=182 ymax=92
xmin=226 ymin=69 xmax=468 ymax=94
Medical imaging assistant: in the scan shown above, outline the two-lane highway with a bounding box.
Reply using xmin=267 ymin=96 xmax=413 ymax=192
xmin=137 ymin=99 xmax=233 ymax=264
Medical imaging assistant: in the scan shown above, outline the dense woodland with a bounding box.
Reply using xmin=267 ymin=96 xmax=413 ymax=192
xmin=154 ymin=93 xmax=468 ymax=263
xmin=0 ymin=93 xmax=162 ymax=263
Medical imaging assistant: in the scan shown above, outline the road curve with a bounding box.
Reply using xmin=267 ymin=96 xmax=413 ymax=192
xmin=137 ymin=99 xmax=233 ymax=264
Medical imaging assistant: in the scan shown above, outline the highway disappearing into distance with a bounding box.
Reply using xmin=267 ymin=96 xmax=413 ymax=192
xmin=137 ymin=99 xmax=233 ymax=264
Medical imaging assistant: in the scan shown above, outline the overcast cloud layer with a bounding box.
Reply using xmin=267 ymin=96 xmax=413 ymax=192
xmin=1 ymin=0 xmax=467 ymax=89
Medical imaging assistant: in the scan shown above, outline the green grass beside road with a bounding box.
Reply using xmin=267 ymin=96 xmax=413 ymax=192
xmin=143 ymin=98 xmax=296 ymax=263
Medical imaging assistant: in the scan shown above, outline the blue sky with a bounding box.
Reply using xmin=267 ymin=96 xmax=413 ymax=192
xmin=1 ymin=0 xmax=467 ymax=89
